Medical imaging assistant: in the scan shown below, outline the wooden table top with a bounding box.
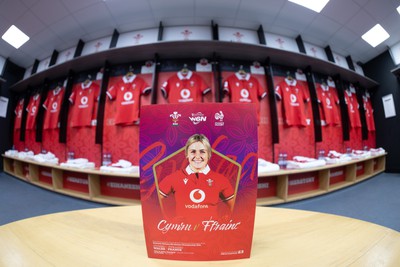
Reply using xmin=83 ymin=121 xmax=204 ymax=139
xmin=0 ymin=205 xmax=399 ymax=266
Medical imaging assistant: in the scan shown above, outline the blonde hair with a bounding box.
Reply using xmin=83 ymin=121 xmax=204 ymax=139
xmin=185 ymin=134 xmax=212 ymax=160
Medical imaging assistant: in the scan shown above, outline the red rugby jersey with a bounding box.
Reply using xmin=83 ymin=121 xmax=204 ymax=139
xmin=106 ymin=74 xmax=151 ymax=125
xmin=161 ymin=71 xmax=210 ymax=103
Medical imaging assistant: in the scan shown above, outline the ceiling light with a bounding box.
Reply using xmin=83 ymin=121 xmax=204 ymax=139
xmin=397 ymin=5 xmax=400 ymax=15
xmin=361 ymin=24 xmax=390 ymax=48
xmin=288 ymin=0 xmax=330 ymax=13
xmin=1 ymin=25 xmax=30 ymax=49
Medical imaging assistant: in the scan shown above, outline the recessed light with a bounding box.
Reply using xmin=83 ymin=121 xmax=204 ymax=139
xmin=361 ymin=24 xmax=390 ymax=48
xmin=1 ymin=25 xmax=30 ymax=49
xmin=288 ymin=0 xmax=330 ymax=13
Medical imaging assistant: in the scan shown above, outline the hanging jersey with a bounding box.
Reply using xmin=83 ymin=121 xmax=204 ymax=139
xmin=316 ymin=84 xmax=340 ymax=126
xmin=43 ymin=87 xmax=65 ymax=129
xmin=107 ymin=74 xmax=151 ymax=125
xmin=158 ymin=165 xmax=234 ymax=220
xmin=363 ymin=95 xmax=375 ymax=131
xmin=275 ymin=78 xmax=310 ymax=127
xmin=14 ymin=98 xmax=25 ymax=130
xmin=344 ymin=90 xmax=361 ymax=128
xmin=223 ymin=72 xmax=267 ymax=104
xmin=161 ymin=70 xmax=210 ymax=103
xmin=68 ymin=81 xmax=100 ymax=127
xmin=25 ymin=93 xmax=41 ymax=130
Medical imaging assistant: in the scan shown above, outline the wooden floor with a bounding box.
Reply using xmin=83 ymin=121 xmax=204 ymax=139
xmin=0 ymin=206 xmax=399 ymax=266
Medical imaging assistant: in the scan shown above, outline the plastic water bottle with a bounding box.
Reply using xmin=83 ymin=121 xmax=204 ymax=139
xmin=318 ymin=149 xmax=325 ymax=160
xmin=282 ymin=152 xmax=288 ymax=169
xmin=278 ymin=152 xmax=287 ymax=169
xmin=67 ymin=151 xmax=74 ymax=160
xmin=103 ymin=153 xmax=112 ymax=166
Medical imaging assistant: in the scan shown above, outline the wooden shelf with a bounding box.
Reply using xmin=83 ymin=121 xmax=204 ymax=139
xmin=3 ymin=153 xmax=386 ymax=206
xmin=10 ymin=40 xmax=378 ymax=93
xmin=286 ymin=189 xmax=327 ymax=202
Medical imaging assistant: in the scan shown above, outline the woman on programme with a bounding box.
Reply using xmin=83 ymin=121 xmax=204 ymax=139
xmin=158 ymin=134 xmax=235 ymax=221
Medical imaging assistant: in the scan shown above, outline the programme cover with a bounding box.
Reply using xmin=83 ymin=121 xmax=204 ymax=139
xmin=140 ymin=103 xmax=258 ymax=261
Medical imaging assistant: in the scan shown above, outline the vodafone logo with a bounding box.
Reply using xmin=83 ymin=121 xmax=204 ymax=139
xmin=180 ymin=89 xmax=191 ymax=99
xmin=290 ymin=93 xmax=297 ymax=103
xmin=31 ymin=106 xmax=37 ymax=115
xmin=52 ymin=102 xmax=58 ymax=111
xmin=240 ymin=88 xmax=249 ymax=99
xmin=81 ymin=96 xmax=88 ymax=105
xmin=325 ymin=98 xmax=331 ymax=106
xmin=124 ymin=91 xmax=133 ymax=101
xmin=189 ymin=189 xmax=205 ymax=203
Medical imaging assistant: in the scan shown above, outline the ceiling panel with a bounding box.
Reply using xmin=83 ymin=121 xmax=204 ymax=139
xmin=149 ymin=0 xmax=195 ymax=21
xmin=322 ymin=0 xmax=360 ymax=25
xmin=31 ymin=0 xmax=70 ymax=26
xmin=15 ymin=9 xmax=46 ymax=36
xmin=345 ymin=9 xmax=376 ymax=36
xmin=304 ymin=15 xmax=342 ymax=42
xmin=49 ymin=16 xmax=86 ymax=43
xmin=0 ymin=0 xmax=27 ymax=23
xmin=235 ymin=0 xmax=284 ymax=26
xmin=0 ymin=0 xmax=399 ymax=69
xmin=60 ymin=0 xmax=101 ymax=13
xmin=328 ymin=27 xmax=359 ymax=50
xmin=72 ymin=2 xmax=116 ymax=34
xmin=364 ymin=0 xmax=398 ymax=21
xmin=273 ymin=2 xmax=317 ymax=32
xmin=20 ymin=0 xmax=40 ymax=8
xmin=106 ymin=0 xmax=154 ymax=27
xmin=195 ymin=0 xmax=241 ymax=22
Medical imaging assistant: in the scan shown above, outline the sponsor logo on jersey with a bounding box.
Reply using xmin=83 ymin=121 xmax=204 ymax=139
xmin=51 ymin=102 xmax=58 ymax=113
xmin=189 ymin=189 xmax=206 ymax=203
xmin=121 ymin=91 xmax=135 ymax=105
xmin=79 ymin=96 xmax=89 ymax=108
xmin=239 ymin=89 xmax=251 ymax=103
xmin=179 ymin=89 xmax=193 ymax=102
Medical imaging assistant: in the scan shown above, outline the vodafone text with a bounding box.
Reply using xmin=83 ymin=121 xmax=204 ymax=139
xmin=157 ymin=218 xmax=241 ymax=234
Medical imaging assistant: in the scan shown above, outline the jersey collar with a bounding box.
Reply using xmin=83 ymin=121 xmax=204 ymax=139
xmin=235 ymin=72 xmax=250 ymax=81
xmin=53 ymin=86 xmax=62 ymax=95
xmin=186 ymin=164 xmax=211 ymax=175
xmin=321 ymin=83 xmax=329 ymax=91
xmin=285 ymin=78 xmax=297 ymax=86
xmin=123 ymin=74 xmax=137 ymax=83
xmin=81 ymin=80 xmax=92 ymax=89
xmin=178 ymin=70 xmax=193 ymax=80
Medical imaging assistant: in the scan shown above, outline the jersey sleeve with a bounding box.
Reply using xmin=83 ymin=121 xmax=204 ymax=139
xmin=222 ymin=77 xmax=231 ymax=95
xmin=106 ymin=83 xmax=117 ymax=100
xmin=42 ymin=97 xmax=49 ymax=110
xmin=274 ymin=83 xmax=282 ymax=100
xmin=158 ymin=173 xmax=175 ymax=197
xmin=256 ymin=78 xmax=267 ymax=99
xmin=68 ymin=90 xmax=76 ymax=104
xmin=160 ymin=79 xmax=170 ymax=98
xmin=138 ymin=77 xmax=152 ymax=95
xmin=197 ymin=75 xmax=210 ymax=95
xmin=301 ymin=84 xmax=310 ymax=102
xmin=218 ymin=173 xmax=235 ymax=201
